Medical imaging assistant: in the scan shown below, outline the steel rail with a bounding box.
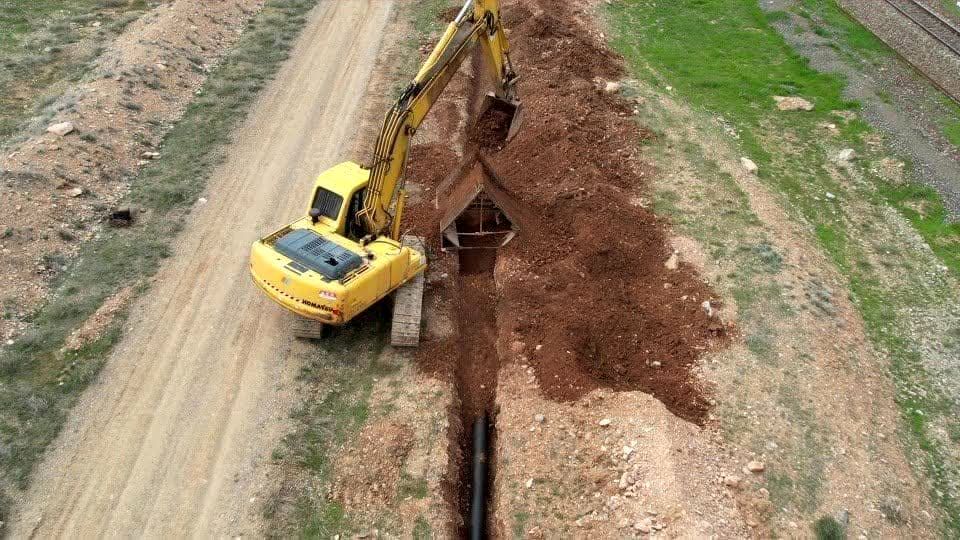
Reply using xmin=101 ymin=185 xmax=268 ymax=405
xmin=882 ymin=0 xmax=960 ymax=57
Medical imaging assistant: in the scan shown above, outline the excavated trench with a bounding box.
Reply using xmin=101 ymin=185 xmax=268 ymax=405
xmin=448 ymin=172 xmax=515 ymax=539
xmin=406 ymin=0 xmax=732 ymax=535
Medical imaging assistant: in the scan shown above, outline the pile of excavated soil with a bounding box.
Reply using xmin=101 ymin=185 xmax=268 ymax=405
xmin=407 ymin=0 xmax=729 ymax=425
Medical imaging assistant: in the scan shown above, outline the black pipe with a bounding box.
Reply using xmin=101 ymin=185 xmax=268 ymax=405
xmin=470 ymin=415 xmax=488 ymax=540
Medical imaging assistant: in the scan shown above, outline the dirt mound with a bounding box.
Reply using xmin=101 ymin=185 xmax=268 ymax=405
xmin=471 ymin=106 xmax=513 ymax=151
xmin=407 ymin=0 xmax=729 ymax=425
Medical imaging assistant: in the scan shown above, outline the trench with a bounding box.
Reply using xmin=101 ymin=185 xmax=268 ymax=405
xmin=449 ymin=189 xmax=509 ymax=539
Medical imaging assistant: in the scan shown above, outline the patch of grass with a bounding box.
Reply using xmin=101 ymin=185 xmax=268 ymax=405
xmin=813 ymin=515 xmax=846 ymax=539
xmin=398 ymin=473 xmax=429 ymax=500
xmin=412 ymin=515 xmax=432 ymax=539
xmin=607 ymin=0 xmax=960 ymax=533
xmin=512 ymin=511 xmax=531 ymax=538
xmin=267 ymin=312 xmax=397 ymax=536
xmin=0 ymin=0 xmax=150 ymax=144
xmin=940 ymin=114 xmax=960 ymax=147
xmin=0 ymin=0 xmax=323 ymax=505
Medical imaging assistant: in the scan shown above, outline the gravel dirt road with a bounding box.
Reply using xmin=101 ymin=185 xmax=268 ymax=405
xmin=8 ymin=0 xmax=394 ymax=536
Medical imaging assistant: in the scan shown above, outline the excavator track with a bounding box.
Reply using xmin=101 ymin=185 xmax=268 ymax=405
xmin=292 ymin=314 xmax=327 ymax=340
xmin=391 ymin=235 xmax=426 ymax=347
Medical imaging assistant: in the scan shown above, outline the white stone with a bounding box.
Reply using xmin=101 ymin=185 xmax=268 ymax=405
xmin=198 ymin=197 xmax=208 ymax=204
xmin=604 ymin=81 xmax=621 ymax=94
xmin=774 ymin=96 xmax=814 ymax=111
xmin=634 ymin=518 xmax=653 ymax=533
xmin=836 ymin=148 xmax=855 ymax=162
xmin=47 ymin=122 xmax=75 ymax=136
xmin=599 ymin=418 xmax=612 ymax=427
xmin=664 ymin=252 xmax=679 ymax=270
xmin=525 ymin=478 xmax=534 ymax=489
xmin=740 ymin=157 xmax=758 ymax=174
xmin=534 ymin=414 xmax=545 ymax=423
xmin=746 ymin=460 xmax=765 ymax=473
xmin=67 ymin=187 xmax=84 ymax=198
xmin=825 ymin=192 xmax=836 ymax=200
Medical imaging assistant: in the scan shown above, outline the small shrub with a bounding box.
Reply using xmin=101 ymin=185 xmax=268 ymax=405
xmin=813 ymin=516 xmax=846 ymax=540
xmin=79 ymin=133 xmax=97 ymax=142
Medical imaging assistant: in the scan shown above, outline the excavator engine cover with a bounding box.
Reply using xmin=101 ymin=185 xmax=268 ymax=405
xmin=273 ymin=229 xmax=363 ymax=281
xmin=479 ymin=92 xmax=523 ymax=143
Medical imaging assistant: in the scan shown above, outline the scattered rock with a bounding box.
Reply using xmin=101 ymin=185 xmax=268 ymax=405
xmin=598 ymin=418 xmax=612 ymax=427
xmin=701 ymin=300 xmax=713 ymax=317
xmin=141 ymin=151 xmax=160 ymax=159
xmin=664 ymin=251 xmax=679 ymax=270
xmin=633 ymin=518 xmax=653 ymax=533
xmin=47 ymin=122 xmax=75 ymax=136
xmin=198 ymin=197 xmax=208 ymax=205
xmin=723 ymin=475 xmax=742 ymax=488
xmin=650 ymin=360 xmax=662 ymax=368
xmin=534 ymin=413 xmax=545 ymax=423
xmin=825 ymin=192 xmax=836 ymax=200
xmin=746 ymin=460 xmax=765 ymax=473
xmin=835 ymin=148 xmax=856 ymax=162
xmin=67 ymin=187 xmax=84 ymax=198
xmin=774 ymin=96 xmax=814 ymax=111
xmin=835 ymin=509 xmax=850 ymax=529
xmin=604 ymin=81 xmax=621 ymax=94
xmin=525 ymin=478 xmax=534 ymax=489
xmin=740 ymin=157 xmax=758 ymax=174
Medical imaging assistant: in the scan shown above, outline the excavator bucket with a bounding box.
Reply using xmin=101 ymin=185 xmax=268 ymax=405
xmin=477 ymin=92 xmax=523 ymax=145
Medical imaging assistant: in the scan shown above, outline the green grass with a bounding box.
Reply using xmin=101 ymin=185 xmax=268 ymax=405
xmin=0 ymin=0 xmax=154 ymax=143
xmin=0 ymin=0 xmax=322 ymax=515
xmin=813 ymin=515 xmax=846 ymax=540
xmin=942 ymin=0 xmax=960 ymax=18
xmin=607 ymin=0 xmax=960 ymax=534
xmin=943 ymin=119 xmax=960 ymax=146
xmin=266 ymin=314 xmax=397 ymax=537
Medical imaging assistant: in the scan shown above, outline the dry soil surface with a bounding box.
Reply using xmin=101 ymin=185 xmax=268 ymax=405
xmin=7 ymin=0 xmax=395 ymax=536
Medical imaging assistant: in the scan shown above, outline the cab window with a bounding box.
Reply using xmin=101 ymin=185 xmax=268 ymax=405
xmin=311 ymin=187 xmax=343 ymax=220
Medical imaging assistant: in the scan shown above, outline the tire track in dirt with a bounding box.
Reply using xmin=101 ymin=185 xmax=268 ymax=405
xmin=8 ymin=1 xmax=395 ymax=537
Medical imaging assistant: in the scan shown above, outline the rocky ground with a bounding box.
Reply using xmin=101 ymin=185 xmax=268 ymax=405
xmin=0 ymin=0 xmax=264 ymax=343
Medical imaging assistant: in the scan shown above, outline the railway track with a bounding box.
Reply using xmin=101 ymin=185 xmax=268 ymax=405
xmin=882 ymin=0 xmax=960 ymax=58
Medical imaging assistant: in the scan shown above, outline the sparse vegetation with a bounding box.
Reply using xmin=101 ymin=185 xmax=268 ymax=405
xmin=814 ymin=515 xmax=846 ymax=540
xmin=0 ymin=0 xmax=325 ymax=508
xmin=0 ymin=0 xmax=152 ymax=144
xmin=266 ymin=319 xmax=393 ymax=537
xmin=607 ymin=0 xmax=960 ymax=534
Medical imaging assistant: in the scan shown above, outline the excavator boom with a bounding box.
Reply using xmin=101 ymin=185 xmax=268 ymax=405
xmin=357 ymin=0 xmax=520 ymax=239
xmin=249 ymin=0 xmax=520 ymax=344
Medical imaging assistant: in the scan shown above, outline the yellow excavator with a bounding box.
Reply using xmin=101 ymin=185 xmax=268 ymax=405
xmin=249 ymin=0 xmax=521 ymax=344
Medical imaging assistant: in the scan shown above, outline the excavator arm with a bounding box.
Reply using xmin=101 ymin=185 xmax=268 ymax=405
xmin=356 ymin=0 xmax=520 ymax=239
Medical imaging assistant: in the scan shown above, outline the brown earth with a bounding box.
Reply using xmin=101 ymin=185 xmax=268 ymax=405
xmin=0 ymin=0 xmax=264 ymax=343
xmin=402 ymin=0 xmax=734 ymax=535
xmin=408 ymin=0 xmax=730 ymax=426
